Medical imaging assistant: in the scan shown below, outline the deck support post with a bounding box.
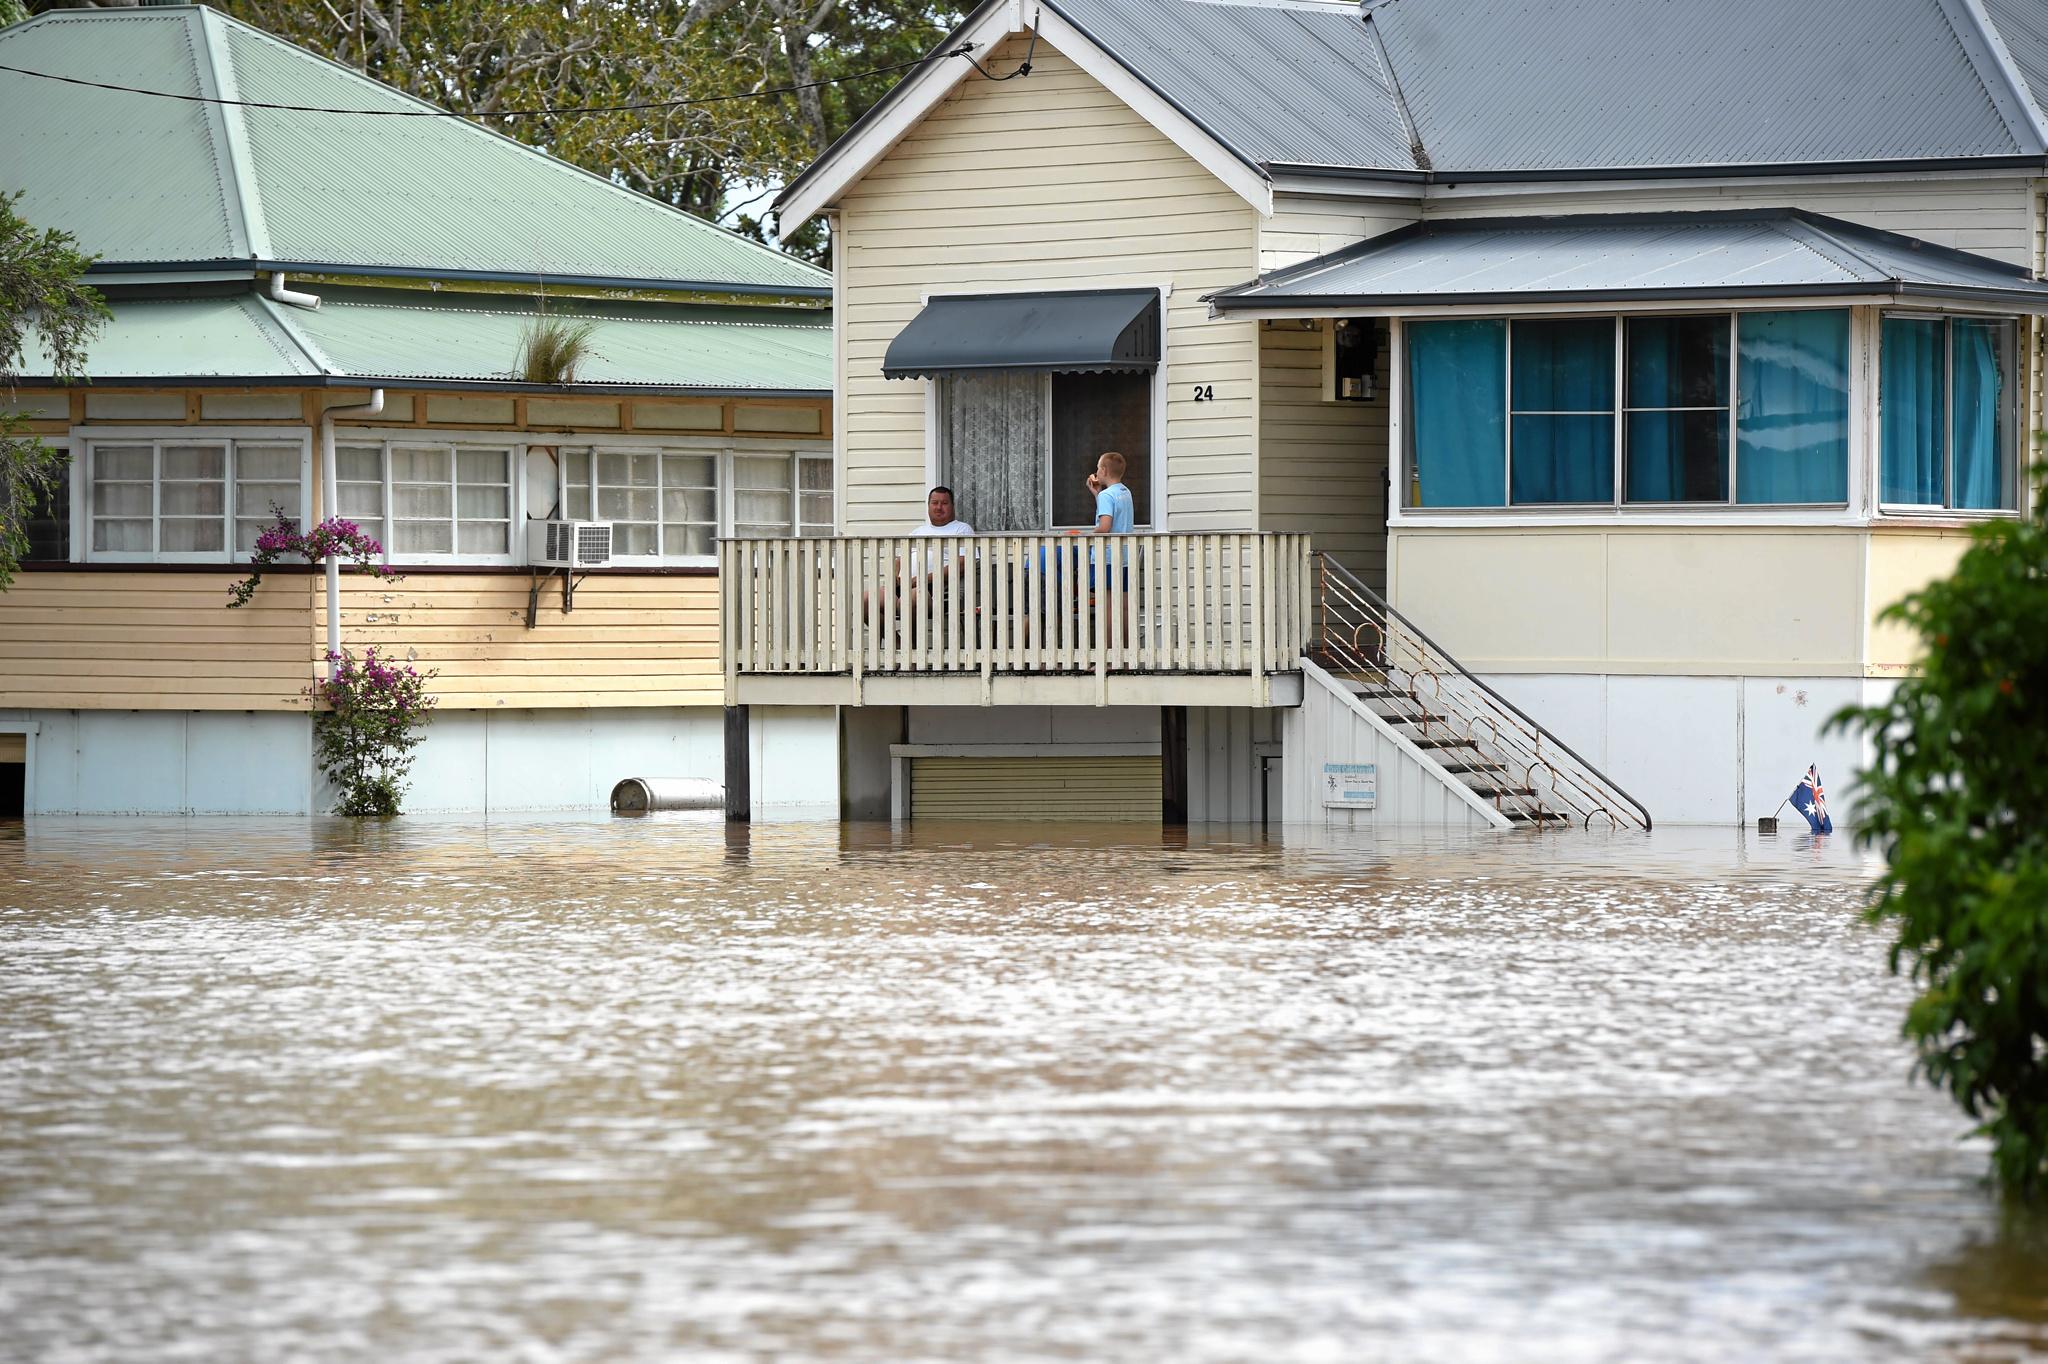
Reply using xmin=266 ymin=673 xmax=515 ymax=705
xmin=724 ymin=705 xmax=750 ymax=822
xmin=1162 ymin=705 xmax=1188 ymax=825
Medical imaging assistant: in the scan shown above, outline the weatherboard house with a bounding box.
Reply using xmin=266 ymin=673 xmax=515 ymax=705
xmin=715 ymin=0 xmax=2048 ymax=828
xmin=0 ymin=5 xmax=832 ymax=816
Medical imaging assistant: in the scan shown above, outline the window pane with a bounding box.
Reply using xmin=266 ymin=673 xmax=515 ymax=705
xmin=1511 ymin=415 xmax=1614 ymax=503
xmin=337 ymin=484 xmax=383 ymax=517
xmin=24 ymin=453 xmax=68 ymax=560
xmin=663 ymin=488 xmax=716 ymax=523
xmin=1626 ymin=410 xmax=1729 ymax=502
xmin=798 ymin=457 xmax=833 ymax=492
xmin=1052 ymin=371 xmax=1150 ymax=527
xmin=612 ymin=522 xmax=657 ymax=556
xmin=456 ymin=449 xmax=509 ymax=485
xmin=661 ymin=453 xmax=713 ymax=488
xmin=565 ymin=482 xmax=591 ymax=520
xmin=1407 ymin=320 xmax=1506 ymax=507
xmin=1627 ymin=316 xmax=1729 ymax=409
xmin=236 ymin=483 xmax=299 ymax=522
xmin=94 ymin=445 xmax=152 ymax=481
xmin=457 ymin=521 xmax=508 ymax=555
xmin=1511 ymin=318 xmax=1614 ymax=411
xmin=800 ymin=492 xmax=833 ymax=533
xmin=93 ymin=481 xmax=152 ymax=517
xmin=673 ymin=524 xmax=715 ymax=557
xmin=734 ymin=455 xmax=793 ymax=492
xmin=237 ymin=445 xmax=299 ymax=481
xmin=597 ymin=487 xmax=657 ymax=522
xmin=1880 ymin=317 xmax=1945 ymax=505
xmin=394 ymin=485 xmax=451 ymax=518
xmin=162 ymin=444 xmax=225 ymax=481
xmin=391 ymin=446 xmax=449 ymax=482
xmin=1953 ymin=318 xmax=2014 ymax=510
xmin=457 ymin=484 xmax=510 ymax=519
xmin=336 ymin=445 xmax=382 ymax=483
xmin=736 ymin=491 xmax=791 ymax=534
xmin=394 ymin=520 xmax=452 ymax=554
xmin=93 ymin=520 xmax=150 ymax=552
xmin=161 ymin=518 xmax=223 ymax=552
xmin=160 ymin=480 xmax=225 ymax=517
xmin=1736 ymin=310 xmax=1849 ymax=504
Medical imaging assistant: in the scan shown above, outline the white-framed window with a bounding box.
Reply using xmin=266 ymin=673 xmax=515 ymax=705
xmin=558 ymin=440 xmax=832 ymax=560
xmin=1878 ymin=313 xmax=2021 ymax=513
xmin=934 ymin=371 xmax=1155 ymax=531
xmin=76 ymin=431 xmax=312 ymax=562
xmin=332 ymin=439 xmax=517 ymax=564
xmin=1403 ymin=309 xmax=1852 ymax=511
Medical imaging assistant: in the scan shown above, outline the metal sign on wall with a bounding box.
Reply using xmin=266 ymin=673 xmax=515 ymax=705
xmin=1322 ymin=762 xmax=1377 ymax=809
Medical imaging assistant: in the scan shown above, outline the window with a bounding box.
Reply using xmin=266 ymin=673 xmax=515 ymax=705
xmin=84 ymin=437 xmax=309 ymax=560
xmin=937 ymin=371 xmax=1152 ymax=530
xmin=1405 ymin=310 xmax=1850 ymax=509
xmin=0 ymin=443 xmax=69 ymax=560
xmin=333 ymin=440 xmax=514 ymax=562
xmin=560 ymin=443 xmax=830 ymax=557
xmin=1881 ymin=315 xmax=2018 ymax=511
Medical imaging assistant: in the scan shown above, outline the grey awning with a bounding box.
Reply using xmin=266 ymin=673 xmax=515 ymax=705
xmin=883 ymin=289 xmax=1160 ymax=379
xmin=1207 ymin=209 xmax=2048 ymax=313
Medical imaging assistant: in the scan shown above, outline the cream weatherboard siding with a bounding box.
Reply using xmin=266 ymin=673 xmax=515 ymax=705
xmin=1259 ymin=196 xmax=1421 ymax=273
xmin=1257 ymin=322 xmax=1389 ymax=584
xmin=834 ymin=36 xmax=1262 ymax=535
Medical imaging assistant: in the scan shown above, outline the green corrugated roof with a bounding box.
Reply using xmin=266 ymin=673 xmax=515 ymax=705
xmin=0 ymin=6 xmax=829 ymax=296
xmin=27 ymin=288 xmax=831 ymax=393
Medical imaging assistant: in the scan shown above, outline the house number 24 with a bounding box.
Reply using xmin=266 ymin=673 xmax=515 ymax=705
xmin=1192 ymin=384 xmax=1215 ymax=401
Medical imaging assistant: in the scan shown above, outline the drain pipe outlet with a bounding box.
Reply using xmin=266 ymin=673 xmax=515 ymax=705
xmin=319 ymin=389 xmax=385 ymax=675
xmin=267 ymin=271 xmax=322 ymax=310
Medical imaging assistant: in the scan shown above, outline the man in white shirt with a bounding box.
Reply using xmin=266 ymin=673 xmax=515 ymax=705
xmin=868 ymin=487 xmax=974 ymax=620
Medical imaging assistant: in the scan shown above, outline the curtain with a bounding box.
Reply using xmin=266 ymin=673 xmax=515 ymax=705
xmin=1407 ymin=319 xmax=1505 ymax=507
xmin=1510 ymin=317 xmax=1614 ymax=504
xmin=1952 ymin=319 xmax=2010 ymax=510
xmin=1625 ymin=316 xmax=1730 ymax=502
xmin=1879 ymin=317 xmax=1944 ymax=505
xmin=941 ymin=372 xmax=1045 ymax=530
xmin=1735 ymin=310 xmax=1849 ymax=504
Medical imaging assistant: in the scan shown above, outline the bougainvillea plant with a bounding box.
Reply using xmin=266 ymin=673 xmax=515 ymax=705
xmin=227 ymin=508 xmax=395 ymax=607
xmin=307 ymin=646 xmax=438 ymax=817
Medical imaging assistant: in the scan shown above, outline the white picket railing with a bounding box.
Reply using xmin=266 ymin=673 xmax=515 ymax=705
xmin=721 ymin=532 xmax=1313 ymax=681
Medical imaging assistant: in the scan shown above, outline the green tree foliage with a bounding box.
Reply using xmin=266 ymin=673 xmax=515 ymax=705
xmin=1834 ymin=474 xmax=2048 ymax=1195
xmin=0 ymin=190 xmax=107 ymax=591
xmin=192 ymin=0 xmax=961 ymax=259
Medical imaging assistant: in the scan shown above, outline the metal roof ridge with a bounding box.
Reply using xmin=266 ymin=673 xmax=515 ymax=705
xmin=1361 ymin=8 xmax=1428 ymax=172
xmin=314 ymin=294 xmax=829 ymax=327
xmin=189 ymin=5 xmax=272 ymax=262
xmin=1934 ymin=0 xmax=2048 ymax=154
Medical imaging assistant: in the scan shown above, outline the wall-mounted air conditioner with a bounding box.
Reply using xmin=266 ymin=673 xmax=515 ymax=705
xmin=527 ymin=519 xmax=613 ymax=569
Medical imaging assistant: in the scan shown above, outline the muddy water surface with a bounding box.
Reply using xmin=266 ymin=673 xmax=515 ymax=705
xmin=2 ymin=818 xmax=2045 ymax=1362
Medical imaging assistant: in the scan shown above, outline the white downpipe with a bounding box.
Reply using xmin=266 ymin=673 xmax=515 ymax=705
xmin=319 ymin=389 xmax=384 ymax=676
xmin=267 ymin=271 xmax=322 ymax=310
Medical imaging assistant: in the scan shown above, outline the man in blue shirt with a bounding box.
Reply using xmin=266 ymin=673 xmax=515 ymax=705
xmin=1085 ymin=450 xmax=1135 ymax=533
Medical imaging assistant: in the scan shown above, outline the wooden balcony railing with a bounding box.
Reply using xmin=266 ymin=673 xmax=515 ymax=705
xmin=720 ymin=533 xmax=1313 ymax=689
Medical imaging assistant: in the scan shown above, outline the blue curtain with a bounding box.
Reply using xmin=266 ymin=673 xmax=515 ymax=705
xmin=1735 ymin=310 xmax=1849 ymax=504
xmin=1624 ymin=316 xmax=1730 ymax=502
xmin=1510 ymin=318 xmax=1614 ymax=503
xmin=1879 ymin=317 xmax=1945 ymax=505
xmin=1407 ymin=320 xmax=1505 ymax=507
xmin=1952 ymin=319 xmax=2010 ymax=510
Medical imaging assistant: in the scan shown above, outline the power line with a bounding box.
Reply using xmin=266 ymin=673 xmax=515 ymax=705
xmin=0 ymin=42 xmax=979 ymax=119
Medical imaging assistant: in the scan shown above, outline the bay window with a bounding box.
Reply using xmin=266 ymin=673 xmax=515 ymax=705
xmin=1880 ymin=315 xmax=2018 ymax=511
xmin=1405 ymin=309 xmax=1852 ymax=510
xmin=84 ymin=436 xmax=309 ymax=560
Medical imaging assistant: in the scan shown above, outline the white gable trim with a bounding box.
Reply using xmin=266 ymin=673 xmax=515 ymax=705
xmin=778 ymin=1 xmax=1272 ymax=231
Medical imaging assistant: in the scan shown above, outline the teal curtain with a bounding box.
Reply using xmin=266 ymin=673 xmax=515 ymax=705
xmin=1735 ymin=310 xmax=1849 ymax=504
xmin=1510 ymin=317 xmax=1614 ymax=503
xmin=1407 ymin=320 xmax=1505 ymax=507
xmin=1625 ymin=316 xmax=1730 ymax=502
xmin=1880 ymin=317 xmax=1945 ymax=505
xmin=1953 ymin=319 xmax=2010 ymax=510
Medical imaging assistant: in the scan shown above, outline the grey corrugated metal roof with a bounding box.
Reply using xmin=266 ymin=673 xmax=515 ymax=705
xmin=1207 ymin=209 xmax=2048 ymax=309
xmin=1985 ymin=0 xmax=2048 ymax=132
xmin=1047 ymin=0 xmax=1412 ymax=172
xmin=22 ymin=288 xmax=832 ymax=393
xmin=0 ymin=6 xmax=829 ymax=294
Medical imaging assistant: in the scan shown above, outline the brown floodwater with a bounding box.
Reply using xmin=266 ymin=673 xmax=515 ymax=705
xmin=2 ymin=817 xmax=2045 ymax=1362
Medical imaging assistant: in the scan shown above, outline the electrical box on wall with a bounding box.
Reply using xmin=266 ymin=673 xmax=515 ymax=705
xmin=1324 ymin=318 xmax=1380 ymax=402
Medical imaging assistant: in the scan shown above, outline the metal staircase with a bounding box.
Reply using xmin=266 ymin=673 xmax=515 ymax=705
xmin=1311 ymin=554 xmax=1652 ymax=831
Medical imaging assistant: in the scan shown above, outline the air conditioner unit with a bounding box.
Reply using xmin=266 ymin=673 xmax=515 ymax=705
xmin=527 ymin=519 xmax=613 ymax=569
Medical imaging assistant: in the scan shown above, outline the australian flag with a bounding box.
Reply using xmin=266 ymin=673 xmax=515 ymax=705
xmin=1791 ymin=765 xmax=1834 ymax=834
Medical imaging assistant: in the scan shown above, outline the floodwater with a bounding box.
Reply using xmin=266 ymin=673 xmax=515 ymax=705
xmin=1 ymin=818 xmax=2044 ymax=1363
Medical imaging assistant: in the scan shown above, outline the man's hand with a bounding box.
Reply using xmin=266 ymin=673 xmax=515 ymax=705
xmin=1085 ymin=473 xmax=1103 ymax=496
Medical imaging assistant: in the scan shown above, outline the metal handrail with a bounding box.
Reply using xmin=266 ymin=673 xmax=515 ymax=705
xmin=1313 ymin=552 xmax=1653 ymax=832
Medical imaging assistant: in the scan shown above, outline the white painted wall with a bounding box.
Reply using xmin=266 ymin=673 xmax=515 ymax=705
xmin=908 ymin=705 xmax=1161 ymax=746
xmin=1186 ymin=706 xmax=1278 ymax=824
xmin=1478 ymin=673 xmax=1872 ymax=827
xmin=406 ymin=708 xmax=723 ymax=815
xmin=1280 ymin=663 xmax=1507 ymax=830
xmin=750 ymin=705 xmax=840 ymax=821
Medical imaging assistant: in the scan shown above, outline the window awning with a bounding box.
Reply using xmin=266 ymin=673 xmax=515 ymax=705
xmin=1206 ymin=209 xmax=2048 ymax=314
xmin=882 ymin=289 xmax=1160 ymax=379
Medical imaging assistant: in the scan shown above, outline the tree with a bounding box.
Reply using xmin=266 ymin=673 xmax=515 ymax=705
xmin=0 ymin=191 xmax=107 ymax=591
xmin=187 ymin=0 xmax=960 ymax=261
xmin=1833 ymin=471 xmax=2048 ymax=1195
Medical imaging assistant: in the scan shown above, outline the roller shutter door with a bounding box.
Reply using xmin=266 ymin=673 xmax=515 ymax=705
xmin=910 ymin=755 xmax=1161 ymax=821
xmin=0 ymin=734 xmax=23 ymax=763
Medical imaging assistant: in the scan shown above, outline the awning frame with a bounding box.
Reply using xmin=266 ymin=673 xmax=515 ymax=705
xmin=883 ymin=288 xmax=1162 ymax=380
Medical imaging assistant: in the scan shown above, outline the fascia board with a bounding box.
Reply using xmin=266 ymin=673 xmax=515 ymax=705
xmin=777 ymin=3 xmax=1016 ymax=232
xmin=1209 ymin=293 xmax=1904 ymax=320
xmin=1034 ymin=6 xmax=1272 ymax=217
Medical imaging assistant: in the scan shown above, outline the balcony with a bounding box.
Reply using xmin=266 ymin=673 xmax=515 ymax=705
xmin=720 ymin=533 xmax=1313 ymax=707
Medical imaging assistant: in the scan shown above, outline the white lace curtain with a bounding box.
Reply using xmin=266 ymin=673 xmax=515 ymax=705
xmin=939 ymin=372 xmax=1045 ymax=532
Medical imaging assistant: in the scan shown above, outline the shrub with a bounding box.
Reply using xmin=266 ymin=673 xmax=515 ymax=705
xmin=308 ymin=646 xmax=437 ymax=817
xmin=1833 ymin=474 xmax=2048 ymax=1195
xmin=228 ymin=509 xmax=394 ymax=607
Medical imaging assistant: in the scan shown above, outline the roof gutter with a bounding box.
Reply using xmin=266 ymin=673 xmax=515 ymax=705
xmin=1261 ymin=154 xmax=2048 ymax=188
xmin=1209 ymin=282 xmax=2048 ymax=314
xmin=90 ymin=259 xmax=833 ymax=301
